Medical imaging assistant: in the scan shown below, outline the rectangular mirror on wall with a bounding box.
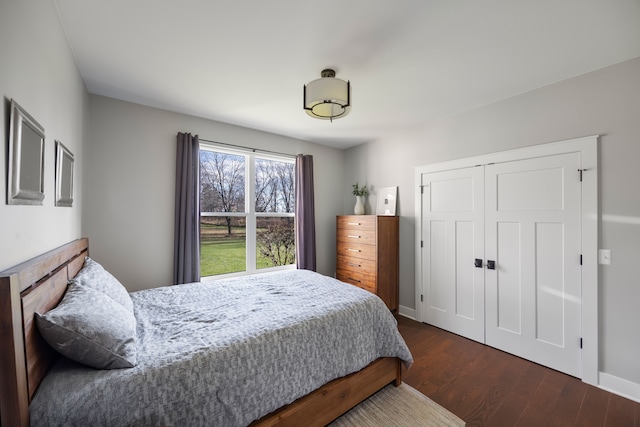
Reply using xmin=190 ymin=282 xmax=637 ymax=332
xmin=7 ymin=99 xmax=46 ymax=205
xmin=55 ymin=141 xmax=74 ymax=207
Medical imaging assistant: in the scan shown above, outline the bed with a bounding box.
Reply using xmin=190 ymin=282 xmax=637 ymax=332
xmin=0 ymin=238 xmax=412 ymax=426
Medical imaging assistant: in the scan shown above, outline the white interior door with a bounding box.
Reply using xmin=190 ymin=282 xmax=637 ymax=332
xmin=421 ymin=167 xmax=485 ymax=342
xmin=484 ymin=153 xmax=582 ymax=377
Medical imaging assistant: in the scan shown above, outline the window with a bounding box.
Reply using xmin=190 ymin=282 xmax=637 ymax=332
xmin=199 ymin=144 xmax=295 ymax=277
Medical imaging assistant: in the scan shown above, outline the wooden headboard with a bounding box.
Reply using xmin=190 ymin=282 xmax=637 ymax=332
xmin=0 ymin=238 xmax=88 ymax=427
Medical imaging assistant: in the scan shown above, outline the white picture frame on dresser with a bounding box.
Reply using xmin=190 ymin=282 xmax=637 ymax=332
xmin=376 ymin=186 xmax=397 ymax=215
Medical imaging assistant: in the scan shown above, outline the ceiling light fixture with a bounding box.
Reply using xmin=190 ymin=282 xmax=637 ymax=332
xmin=303 ymin=69 xmax=351 ymax=122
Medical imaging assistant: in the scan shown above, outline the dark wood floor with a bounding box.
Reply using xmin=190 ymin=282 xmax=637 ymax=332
xmin=397 ymin=316 xmax=640 ymax=426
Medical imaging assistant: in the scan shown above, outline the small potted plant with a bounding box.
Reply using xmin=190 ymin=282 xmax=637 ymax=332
xmin=352 ymin=182 xmax=368 ymax=215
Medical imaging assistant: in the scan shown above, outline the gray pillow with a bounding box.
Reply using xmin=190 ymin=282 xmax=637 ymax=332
xmin=70 ymin=257 xmax=134 ymax=313
xmin=35 ymin=283 xmax=137 ymax=369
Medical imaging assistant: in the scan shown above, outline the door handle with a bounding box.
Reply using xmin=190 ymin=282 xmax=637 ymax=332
xmin=474 ymin=258 xmax=483 ymax=268
xmin=487 ymin=260 xmax=496 ymax=270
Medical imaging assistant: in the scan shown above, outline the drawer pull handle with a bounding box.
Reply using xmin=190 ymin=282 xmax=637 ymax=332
xmin=347 ymin=222 xmax=361 ymax=225
xmin=348 ymin=278 xmax=361 ymax=283
xmin=347 ymin=249 xmax=361 ymax=252
xmin=347 ymin=235 xmax=361 ymax=239
xmin=347 ymin=262 xmax=361 ymax=267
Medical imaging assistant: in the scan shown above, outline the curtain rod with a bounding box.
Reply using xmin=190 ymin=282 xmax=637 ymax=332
xmin=199 ymin=138 xmax=298 ymax=159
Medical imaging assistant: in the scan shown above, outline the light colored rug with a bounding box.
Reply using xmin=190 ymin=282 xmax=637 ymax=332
xmin=329 ymin=383 xmax=465 ymax=427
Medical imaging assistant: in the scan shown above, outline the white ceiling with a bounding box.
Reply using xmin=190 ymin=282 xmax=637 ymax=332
xmin=53 ymin=0 xmax=640 ymax=149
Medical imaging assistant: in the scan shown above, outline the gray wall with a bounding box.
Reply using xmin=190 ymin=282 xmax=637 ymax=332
xmin=0 ymin=0 xmax=88 ymax=272
xmin=344 ymin=57 xmax=640 ymax=386
xmin=85 ymin=95 xmax=344 ymax=291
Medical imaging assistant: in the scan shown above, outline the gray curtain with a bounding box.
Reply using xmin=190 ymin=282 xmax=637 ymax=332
xmin=174 ymin=132 xmax=201 ymax=284
xmin=295 ymin=154 xmax=316 ymax=271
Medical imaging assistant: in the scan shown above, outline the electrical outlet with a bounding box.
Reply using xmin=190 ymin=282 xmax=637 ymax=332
xmin=599 ymin=249 xmax=611 ymax=265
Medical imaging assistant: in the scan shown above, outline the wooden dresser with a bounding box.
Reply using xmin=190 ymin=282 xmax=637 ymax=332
xmin=336 ymin=215 xmax=399 ymax=313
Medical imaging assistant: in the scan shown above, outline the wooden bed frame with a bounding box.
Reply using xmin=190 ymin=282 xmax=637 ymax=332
xmin=0 ymin=238 xmax=402 ymax=427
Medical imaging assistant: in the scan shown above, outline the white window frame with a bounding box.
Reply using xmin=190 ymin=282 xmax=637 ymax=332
xmin=200 ymin=143 xmax=296 ymax=281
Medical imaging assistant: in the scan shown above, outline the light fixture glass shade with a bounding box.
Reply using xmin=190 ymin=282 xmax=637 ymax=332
xmin=303 ymin=70 xmax=351 ymax=121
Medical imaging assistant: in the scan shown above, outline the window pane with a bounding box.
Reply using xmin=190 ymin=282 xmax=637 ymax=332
xmin=255 ymin=158 xmax=294 ymax=213
xmin=256 ymin=217 xmax=295 ymax=269
xmin=200 ymin=151 xmax=245 ymax=213
xmin=200 ymin=216 xmax=246 ymax=275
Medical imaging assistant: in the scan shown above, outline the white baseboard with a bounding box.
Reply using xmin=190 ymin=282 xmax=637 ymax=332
xmin=398 ymin=305 xmax=416 ymax=320
xmin=599 ymin=372 xmax=640 ymax=403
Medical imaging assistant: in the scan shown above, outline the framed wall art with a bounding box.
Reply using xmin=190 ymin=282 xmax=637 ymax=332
xmin=55 ymin=141 xmax=74 ymax=207
xmin=376 ymin=186 xmax=397 ymax=216
xmin=7 ymin=99 xmax=46 ymax=205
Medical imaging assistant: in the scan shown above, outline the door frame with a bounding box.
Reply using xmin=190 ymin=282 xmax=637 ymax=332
xmin=414 ymin=135 xmax=598 ymax=385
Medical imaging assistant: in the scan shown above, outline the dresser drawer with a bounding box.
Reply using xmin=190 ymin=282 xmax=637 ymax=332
xmin=336 ymin=269 xmax=376 ymax=293
xmin=336 ymin=215 xmax=376 ymax=232
xmin=336 ymin=228 xmax=376 ymax=245
xmin=336 ymin=241 xmax=376 ymax=261
xmin=337 ymin=255 xmax=376 ymax=275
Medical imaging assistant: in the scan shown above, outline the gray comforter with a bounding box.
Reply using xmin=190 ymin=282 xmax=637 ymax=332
xmin=29 ymin=270 xmax=413 ymax=426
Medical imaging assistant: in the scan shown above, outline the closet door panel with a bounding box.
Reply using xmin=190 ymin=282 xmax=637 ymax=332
xmin=485 ymin=152 xmax=582 ymax=377
xmin=495 ymin=221 xmax=522 ymax=334
xmin=455 ymin=221 xmax=475 ymax=320
xmin=428 ymin=220 xmax=448 ymax=311
xmin=535 ymin=222 xmax=565 ymax=346
xmin=421 ymin=167 xmax=485 ymax=343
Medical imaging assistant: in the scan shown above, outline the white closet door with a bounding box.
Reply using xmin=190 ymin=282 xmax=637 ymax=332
xmin=484 ymin=152 xmax=582 ymax=377
xmin=421 ymin=167 xmax=485 ymax=342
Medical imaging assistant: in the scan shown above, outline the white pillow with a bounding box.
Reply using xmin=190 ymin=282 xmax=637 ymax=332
xmin=70 ymin=257 xmax=134 ymax=313
xmin=36 ymin=284 xmax=137 ymax=369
